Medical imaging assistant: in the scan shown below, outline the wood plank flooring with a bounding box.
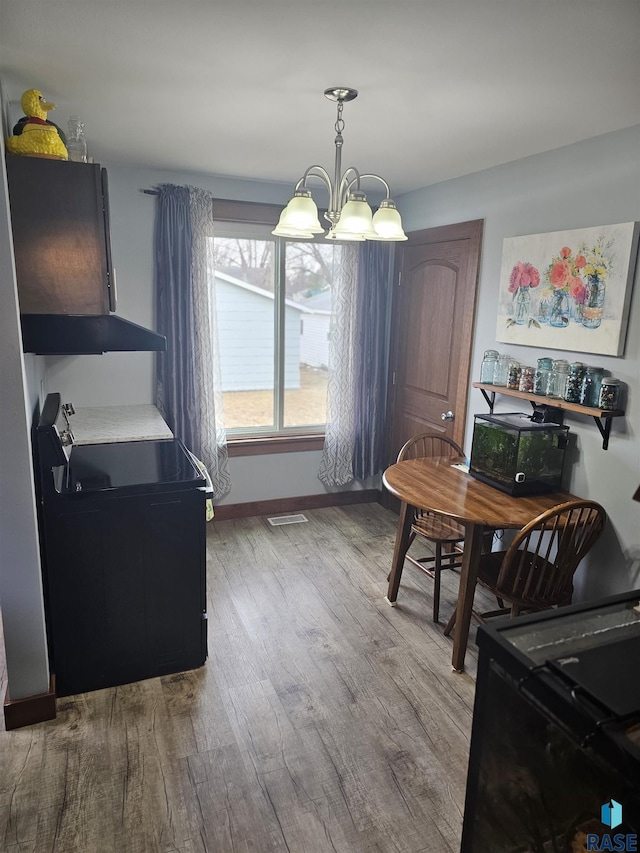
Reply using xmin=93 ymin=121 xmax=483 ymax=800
xmin=0 ymin=503 xmax=491 ymax=853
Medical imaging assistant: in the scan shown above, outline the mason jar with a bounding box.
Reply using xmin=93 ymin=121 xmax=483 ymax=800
xmin=518 ymin=366 xmax=535 ymax=393
xmin=533 ymin=357 xmax=553 ymax=395
xmin=547 ymin=359 xmax=570 ymax=398
xmin=480 ymin=350 xmax=499 ymax=384
xmin=580 ymin=367 xmax=604 ymax=408
xmin=507 ymin=361 xmax=521 ymax=390
xmin=598 ymin=378 xmax=621 ymax=410
xmin=493 ymin=354 xmax=511 ymax=387
xmin=563 ymin=362 xmax=585 ymax=404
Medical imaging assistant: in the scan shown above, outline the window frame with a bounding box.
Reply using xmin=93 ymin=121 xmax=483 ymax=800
xmin=212 ymin=199 xmax=329 ymax=455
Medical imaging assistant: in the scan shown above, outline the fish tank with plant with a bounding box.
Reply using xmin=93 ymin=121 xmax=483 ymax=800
xmin=469 ymin=413 xmax=569 ymax=496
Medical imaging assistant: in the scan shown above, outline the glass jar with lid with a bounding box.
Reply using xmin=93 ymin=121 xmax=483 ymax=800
xmin=480 ymin=349 xmax=499 ymax=384
xmin=518 ymin=366 xmax=535 ymax=393
xmin=580 ymin=366 xmax=604 ymax=408
xmin=546 ymin=359 xmax=570 ymax=398
xmin=507 ymin=361 xmax=521 ymax=390
xmin=533 ymin=357 xmax=553 ymax=395
xmin=492 ymin=354 xmax=511 ymax=387
xmin=598 ymin=378 xmax=621 ymax=410
xmin=563 ymin=362 xmax=585 ymax=404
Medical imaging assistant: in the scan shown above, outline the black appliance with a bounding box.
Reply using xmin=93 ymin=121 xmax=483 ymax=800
xmin=461 ymin=592 xmax=640 ymax=851
xmin=35 ymin=393 xmax=207 ymax=697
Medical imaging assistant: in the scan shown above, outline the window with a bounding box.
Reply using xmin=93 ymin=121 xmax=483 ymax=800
xmin=212 ymin=208 xmax=346 ymax=441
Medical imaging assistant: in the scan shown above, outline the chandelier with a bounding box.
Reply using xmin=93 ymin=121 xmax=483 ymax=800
xmin=273 ymin=88 xmax=407 ymax=242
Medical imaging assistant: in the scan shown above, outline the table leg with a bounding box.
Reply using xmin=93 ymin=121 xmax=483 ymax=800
xmin=385 ymin=501 xmax=413 ymax=605
xmin=450 ymin=524 xmax=485 ymax=673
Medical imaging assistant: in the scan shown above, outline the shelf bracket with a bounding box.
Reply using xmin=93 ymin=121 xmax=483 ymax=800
xmin=479 ymin=388 xmax=495 ymax=413
xmin=593 ymin=416 xmax=612 ymax=451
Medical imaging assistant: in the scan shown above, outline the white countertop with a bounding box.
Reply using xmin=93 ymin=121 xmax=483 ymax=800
xmin=70 ymin=404 xmax=173 ymax=445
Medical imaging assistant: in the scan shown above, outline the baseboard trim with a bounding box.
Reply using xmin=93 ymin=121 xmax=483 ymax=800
xmin=214 ymin=489 xmax=381 ymax=520
xmin=4 ymin=675 xmax=57 ymax=730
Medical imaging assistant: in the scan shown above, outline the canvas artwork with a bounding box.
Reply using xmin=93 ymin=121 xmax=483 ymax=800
xmin=496 ymin=222 xmax=639 ymax=356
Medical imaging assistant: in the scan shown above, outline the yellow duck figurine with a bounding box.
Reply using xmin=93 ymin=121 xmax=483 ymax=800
xmin=6 ymin=89 xmax=68 ymax=160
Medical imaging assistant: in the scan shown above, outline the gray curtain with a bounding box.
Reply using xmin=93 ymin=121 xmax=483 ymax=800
xmin=353 ymin=241 xmax=394 ymax=480
xmin=154 ymin=184 xmax=231 ymax=498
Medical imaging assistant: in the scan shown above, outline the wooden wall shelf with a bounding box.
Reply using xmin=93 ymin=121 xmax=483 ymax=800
xmin=472 ymin=382 xmax=624 ymax=450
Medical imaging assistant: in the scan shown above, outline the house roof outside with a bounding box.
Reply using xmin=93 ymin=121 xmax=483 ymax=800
xmin=215 ymin=269 xmax=329 ymax=315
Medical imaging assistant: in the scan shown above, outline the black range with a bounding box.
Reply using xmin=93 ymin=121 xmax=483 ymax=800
xmin=35 ymin=393 xmax=208 ymax=697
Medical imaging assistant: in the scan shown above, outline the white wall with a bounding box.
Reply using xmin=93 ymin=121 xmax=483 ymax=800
xmin=398 ymin=126 xmax=640 ymax=600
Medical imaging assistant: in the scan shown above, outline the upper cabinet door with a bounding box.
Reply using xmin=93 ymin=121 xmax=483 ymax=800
xmin=6 ymin=156 xmax=112 ymax=315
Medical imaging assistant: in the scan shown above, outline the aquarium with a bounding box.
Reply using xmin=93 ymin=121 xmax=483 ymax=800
xmin=460 ymin=592 xmax=640 ymax=852
xmin=469 ymin=412 xmax=569 ymax=495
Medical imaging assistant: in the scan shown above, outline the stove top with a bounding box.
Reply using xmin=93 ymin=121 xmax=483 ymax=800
xmin=63 ymin=439 xmax=204 ymax=495
xmin=37 ymin=393 xmax=205 ymax=497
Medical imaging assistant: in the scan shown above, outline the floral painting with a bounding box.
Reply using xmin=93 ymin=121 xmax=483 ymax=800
xmin=496 ymin=222 xmax=639 ymax=356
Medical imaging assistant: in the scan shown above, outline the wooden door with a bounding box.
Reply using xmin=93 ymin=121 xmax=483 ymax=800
xmin=387 ymin=219 xmax=483 ymax=463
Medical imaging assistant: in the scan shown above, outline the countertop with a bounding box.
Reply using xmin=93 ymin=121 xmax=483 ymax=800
xmin=70 ymin=404 xmax=173 ymax=445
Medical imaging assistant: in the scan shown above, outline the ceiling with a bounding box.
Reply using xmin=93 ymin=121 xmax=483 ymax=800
xmin=1 ymin=1 xmax=639 ymax=197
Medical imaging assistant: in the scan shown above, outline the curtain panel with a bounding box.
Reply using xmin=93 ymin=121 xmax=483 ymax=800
xmin=353 ymin=241 xmax=394 ymax=480
xmin=154 ymin=184 xmax=231 ymax=498
xmin=319 ymin=240 xmax=393 ymax=487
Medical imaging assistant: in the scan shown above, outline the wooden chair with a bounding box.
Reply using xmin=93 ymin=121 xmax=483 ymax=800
xmin=445 ymin=499 xmax=606 ymax=632
xmin=395 ymin=432 xmax=467 ymax=622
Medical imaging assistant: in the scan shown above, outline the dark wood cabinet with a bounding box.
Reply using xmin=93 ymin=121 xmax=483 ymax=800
xmin=5 ymin=155 xmax=115 ymax=314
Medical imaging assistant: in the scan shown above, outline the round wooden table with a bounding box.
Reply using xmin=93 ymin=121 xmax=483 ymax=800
xmin=383 ymin=456 xmax=576 ymax=671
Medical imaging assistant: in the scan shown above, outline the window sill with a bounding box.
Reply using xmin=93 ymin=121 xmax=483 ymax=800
xmin=227 ymin=434 xmax=325 ymax=457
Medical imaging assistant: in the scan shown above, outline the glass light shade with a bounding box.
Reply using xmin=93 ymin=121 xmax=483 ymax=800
xmin=331 ymin=192 xmax=378 ymax=240
xmin=272 ymin=189 xmax=324 ymax=237
xmin=372 ymin=199 xmax=408 ymax=241
xmin=272 ymin=224 xmax=315 ymax=239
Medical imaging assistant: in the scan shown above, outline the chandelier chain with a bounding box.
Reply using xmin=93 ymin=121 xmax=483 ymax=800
xmin=334 ymin=99 xmax=345 ymax=136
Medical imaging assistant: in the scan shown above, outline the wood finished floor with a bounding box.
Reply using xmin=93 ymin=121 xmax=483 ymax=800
xmin=0 ymin=503 xmax=491 ymax=853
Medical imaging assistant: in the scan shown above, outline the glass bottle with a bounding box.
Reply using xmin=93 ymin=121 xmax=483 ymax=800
xmin=518 ymin=366 xmax=535 ymax=394
xmin=480 ymin=350 xmax=499 ymax=384
xmin=546 ymin=359 xmax=569 ymax=398
xmin=533 ymin=357 xmax=553 ymax=396
xmin=580 ymin=367 xmax=604 ymax=408
xmin=492 ymin=354 xmax=510 ymax=387
xmin=598 ymin=378 xmax=621 ymax=410
xmin=67 ymin=115 xmax=88 ymax=163
xmin=582 ymin=275 xmax=606 ymax=329
xmin=563 ymin=362 xmax=585 ymax=404
xmin=507 ymin=361 xmax=521 ymax=390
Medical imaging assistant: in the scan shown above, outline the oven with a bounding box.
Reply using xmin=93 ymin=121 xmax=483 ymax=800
xmin=34 ymin=392 xmax=208 ymax=697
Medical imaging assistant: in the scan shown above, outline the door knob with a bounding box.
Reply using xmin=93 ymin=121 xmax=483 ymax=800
xmin=441 ymin=411 xmax=454 ymax=421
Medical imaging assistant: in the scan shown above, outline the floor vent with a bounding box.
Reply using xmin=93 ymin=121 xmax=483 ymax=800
xmin=267 ymin=513 xmax=309 ymax=526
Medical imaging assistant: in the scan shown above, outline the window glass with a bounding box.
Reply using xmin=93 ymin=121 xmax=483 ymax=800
xmin=283 ymin=242 xmax=337 ymax=428
xmin=212 ymin=228 xmax=342 ymax=438
xmin=212 ymin=236 xmax=276 ymax=431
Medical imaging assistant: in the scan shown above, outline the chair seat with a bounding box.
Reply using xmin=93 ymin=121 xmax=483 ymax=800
xmin=412 ymin=511 xmax=465 ymax=544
